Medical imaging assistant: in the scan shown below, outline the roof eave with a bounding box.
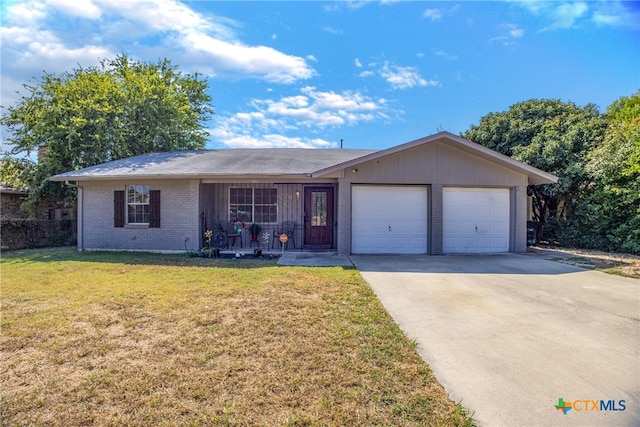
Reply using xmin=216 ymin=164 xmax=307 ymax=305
xmin=50 ymin=173 xmax=315 ymax=182
xmin=0 ymin=187 xmax=29 ymax=195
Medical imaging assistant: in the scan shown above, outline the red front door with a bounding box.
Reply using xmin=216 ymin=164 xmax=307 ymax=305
xmin=304 ymin=187 xmax=333 ymax=248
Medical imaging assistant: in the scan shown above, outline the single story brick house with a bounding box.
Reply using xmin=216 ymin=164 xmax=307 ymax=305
xmin=50 ymin=132 xmax=557 ymax=254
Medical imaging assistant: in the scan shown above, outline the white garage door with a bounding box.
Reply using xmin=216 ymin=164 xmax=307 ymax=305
xmin=443 ymin=187 xmax=510 ymax=254
xmin=352 ymin=186 xmax=428 ymax=254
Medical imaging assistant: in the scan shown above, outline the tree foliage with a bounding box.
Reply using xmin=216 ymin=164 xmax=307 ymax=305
xmin=463 ymin=99 xmax=607 ymax=228
xmin=1 ymin=54 xmax=213 ymax=209
xmin=581 ymin=91 xmax=640 ymax=253
xmin=0 ymin=156 xmax=35 ymax=191
xmin=464 ymin=95 xmax=640 ymax=254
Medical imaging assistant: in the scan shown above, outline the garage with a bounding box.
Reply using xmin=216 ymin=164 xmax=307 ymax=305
xmin=352 ymin=185 xmax=428 ymax=254
xmin=443 ymin=187 xmax=510 ymax=253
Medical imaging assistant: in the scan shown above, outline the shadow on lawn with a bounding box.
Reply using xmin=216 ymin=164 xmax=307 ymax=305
xmin=0 ymin=247 xmax=296 ymax=269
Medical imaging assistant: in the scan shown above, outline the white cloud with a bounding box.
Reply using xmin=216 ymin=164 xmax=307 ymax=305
xmin=0 ymin=0 xmax=316 ymax=102
xmin=591 ymin=2 xmax=640 ymax=29
xmin=355 ymin=59 xmax=440 ymax=89
xmin=510 ymin=28 xmax=524 ymax=38
xmin=355 ymin=58 xmax=363 ymax=68
xmin=435 ymin=50 xmax=458 ymax=61
xmin=321 ymin=25 xmax=343 ymax=35
xmin=490 ymin=23 xmax=525 ymax=45
xmin=182 ymin=32 xmax=315 ymax=83
xmin=210 ymin=87 xmax=391 ymax=148
xmin=47 ymin=0 xmax=101 ymax=19
xmin=548 ymin=2 xmax=588 ymax=29
xmin=99 ymin=0 xmax=223 ymax=36
xmin=380 ymin=62 xmax=439 ymax=90
xmin=592 ymin=12 xmax=620 ymax=27
xmin=423 ymin=8 xmax=442 ymax=21
xmin=0 ymin=25 xmax=112 ymax=73
xmin=97 ymin=0 xmax=315 ymax=82
xmin=513 ymin=0 xmax=638 ymax=30
xmin=4 ymin=1 xmax=48 ymax=26
xmin=344 ymin=1 xmax=369 ymax=10
xmin=211 ymin=133 xmax=335 ymax=149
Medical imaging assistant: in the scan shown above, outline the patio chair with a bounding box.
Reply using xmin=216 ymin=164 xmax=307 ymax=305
xmin=226 ymin=222 xmax=243 ymax=249
xmin=272 ymin=221 xmax=296 ymax=249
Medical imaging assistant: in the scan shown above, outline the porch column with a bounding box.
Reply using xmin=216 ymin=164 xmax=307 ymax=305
xmin=430 ymin=183 xmax=443 ymax=255
xmin=513 ymin=185 xmax=527 ymax=254
xmin=336 ymin=179 xmax=351 ymax=254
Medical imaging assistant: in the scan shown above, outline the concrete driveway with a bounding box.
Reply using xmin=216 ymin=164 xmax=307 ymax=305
xmin=351 ymin=254 xmax=640 ymax=427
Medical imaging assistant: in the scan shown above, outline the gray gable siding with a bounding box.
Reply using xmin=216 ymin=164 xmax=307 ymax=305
xmin=337 ymin=141 xmax=527 ymax=187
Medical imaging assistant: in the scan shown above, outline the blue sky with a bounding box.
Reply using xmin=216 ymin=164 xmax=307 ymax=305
xmin=1 ymin=0 xmax=638 ymax=151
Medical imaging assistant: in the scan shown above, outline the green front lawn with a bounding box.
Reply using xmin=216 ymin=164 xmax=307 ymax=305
xmin=1 ymin=248 xmax=473 ymax=426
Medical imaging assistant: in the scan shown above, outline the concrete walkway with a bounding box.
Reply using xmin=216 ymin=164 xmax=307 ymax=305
xmin=351 ymin=254 xmax=640 ymax=427
xmin=277 ymin=252 xmax=354 ymax=267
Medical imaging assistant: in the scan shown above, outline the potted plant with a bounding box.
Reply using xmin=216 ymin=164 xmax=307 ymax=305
xmin=249 ymin=223 xmax=262 ymax=242
xmin=201 ymin=229 xmax=220 ymax=257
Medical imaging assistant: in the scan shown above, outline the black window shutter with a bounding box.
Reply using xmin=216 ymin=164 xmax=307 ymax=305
xmin=149 ymin=190 xmax=161 ymax=228
xmin=114 ymin=191 xmax=125 ymax=227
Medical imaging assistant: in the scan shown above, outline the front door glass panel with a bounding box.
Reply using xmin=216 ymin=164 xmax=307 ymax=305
xmin=311 ymin=192 xmax=327 ymax=226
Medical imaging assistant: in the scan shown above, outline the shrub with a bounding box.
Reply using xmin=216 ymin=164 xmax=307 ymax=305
xmin=0 ymin=219 xmax=76 ymax=250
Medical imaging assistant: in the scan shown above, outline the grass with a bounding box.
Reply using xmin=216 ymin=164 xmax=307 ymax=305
xmin=1 ymin=248 xmax=474 ymax=426
xmin=540 ymin=248 xmax=640 ymax=279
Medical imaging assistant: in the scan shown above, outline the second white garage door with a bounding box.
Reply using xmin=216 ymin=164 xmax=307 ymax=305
xmin=352 ymin=185 xmax=428 ymax=254
xmin=443 ymin=187 xmax=510 ymax=254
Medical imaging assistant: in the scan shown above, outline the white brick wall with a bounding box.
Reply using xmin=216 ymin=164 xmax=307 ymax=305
xmin=79 ymin=179 xmax=200 ymax=252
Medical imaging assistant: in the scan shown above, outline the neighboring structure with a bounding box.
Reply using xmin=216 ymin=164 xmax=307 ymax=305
xmin=1 ymin=186 xmax=29 ymax=219
xmin=0 ymin=185 xmax=76 ymax=220
xmin=50 ymin=132 xmax=557 ymax=254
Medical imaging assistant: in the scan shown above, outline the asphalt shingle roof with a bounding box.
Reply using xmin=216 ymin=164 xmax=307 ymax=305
xmin=50 ymin=148 xmax=378 ymax=180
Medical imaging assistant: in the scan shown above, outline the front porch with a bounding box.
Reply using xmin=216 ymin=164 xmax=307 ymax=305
xmin=199 ymin=182 xmax=337 ymax=252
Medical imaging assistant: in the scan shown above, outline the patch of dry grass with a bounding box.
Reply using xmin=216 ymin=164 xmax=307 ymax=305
xmin=531 ymin=245 xmax=640 ymax=279
xmin=1 ymin=248 xmax=473 ymax=426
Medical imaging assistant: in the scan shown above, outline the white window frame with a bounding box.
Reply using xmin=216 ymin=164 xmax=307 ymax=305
xmin=229 ymin=187 xmax=277 ymax=223
xmin=127 ymin=184 xmax=150 ymax=225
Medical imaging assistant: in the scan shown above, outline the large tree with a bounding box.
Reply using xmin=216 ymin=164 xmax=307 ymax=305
xmin=1 ymin=54 xmax=213 ymax=212
xmin=583 ymin=91 xmax=640 ymax=253
xmin=463 ymin=99 xmax=607 ymax=237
